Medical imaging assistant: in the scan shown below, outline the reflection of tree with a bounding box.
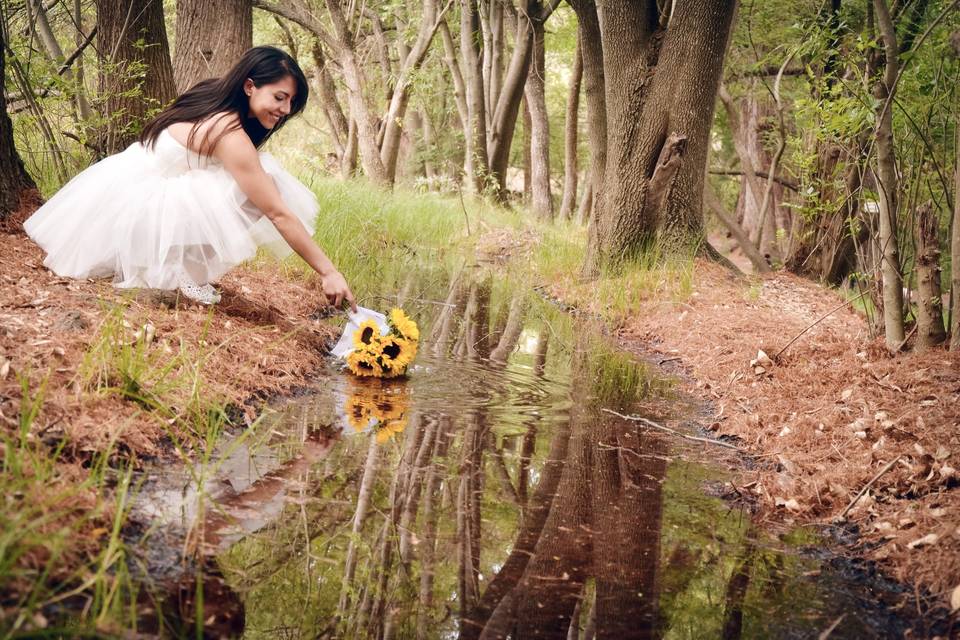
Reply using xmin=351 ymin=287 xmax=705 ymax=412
xmin=466 ymin=332 xmax=668 ymax=640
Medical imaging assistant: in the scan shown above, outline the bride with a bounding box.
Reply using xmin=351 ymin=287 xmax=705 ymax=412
xmin=24 ymin=45 xmax=355 ymax=309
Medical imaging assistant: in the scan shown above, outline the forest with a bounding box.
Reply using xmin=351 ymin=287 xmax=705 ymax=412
xmin=1 ymin=0 xmax=960 ymax=637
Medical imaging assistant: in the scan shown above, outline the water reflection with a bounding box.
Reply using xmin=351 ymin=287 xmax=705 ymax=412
xmin=132 ymin=266 xmax=906 ymax=638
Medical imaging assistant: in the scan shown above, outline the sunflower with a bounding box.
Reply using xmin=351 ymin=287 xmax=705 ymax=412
xmin=389 ymin=308 xmax=420 ymax=342
xmin=353 ymin=320 xmax=382 ymax=349
xmin=375 ymin=417 xmax=408 ymax=443
xmin=345 ymin=394 xmax=375 ymax=431
xmin=346 ymin=349 xmax=384 ymax=377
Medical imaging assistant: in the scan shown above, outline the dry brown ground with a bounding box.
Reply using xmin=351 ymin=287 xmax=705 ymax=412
xmin=599 ymin=260 xmax=960 ymax=611
xmin=0 ymin=230 xmax=338 ymax=599
xmin=0 ymin=232 xmax=337 ymax=460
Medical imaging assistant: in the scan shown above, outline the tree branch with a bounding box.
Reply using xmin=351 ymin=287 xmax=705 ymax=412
xmin=251 ymin=0 xmax=339 ymax=53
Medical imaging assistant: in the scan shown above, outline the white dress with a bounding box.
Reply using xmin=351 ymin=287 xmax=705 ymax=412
xmin=23 ymin=129 xmax=318 ymax=290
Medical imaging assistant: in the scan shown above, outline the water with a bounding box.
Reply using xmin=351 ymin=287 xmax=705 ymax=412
xmin=128 ymin=265 xmax=923 ymax=638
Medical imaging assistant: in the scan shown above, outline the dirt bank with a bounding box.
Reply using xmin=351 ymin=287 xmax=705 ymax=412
xmin=599 ymin=261 xmax=959 ymax=616
xmin=0 ymin=230 xmax=337 ymax=612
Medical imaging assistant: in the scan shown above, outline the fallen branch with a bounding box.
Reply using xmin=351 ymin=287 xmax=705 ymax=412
xmin=774 ymin=290 xmax=867 ymax=360
xmin=837 ymin=455 xmax=902 ymax=521
xmin=601 ymin=408 xmax=741 ymax=451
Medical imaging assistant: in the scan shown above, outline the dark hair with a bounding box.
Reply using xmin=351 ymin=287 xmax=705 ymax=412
xmin=140 ymin=46 xmax=309 ymax=155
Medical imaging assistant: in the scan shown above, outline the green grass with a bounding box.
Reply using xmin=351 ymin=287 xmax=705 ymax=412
xmin=0 ymin=374 xmax=139 ymax=638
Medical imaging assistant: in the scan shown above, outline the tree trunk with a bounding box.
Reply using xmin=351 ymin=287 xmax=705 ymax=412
xmin=914 ymin=203 xmax=946 ymax=350
xmin=567 ymin=0 xmax=605 ymax=251
xmin=953 ymin=123 xmax=960 ymax=350
xmin=325 ymin=0 xmax=389 ymax=186
xmin=486 ymin=3 xmax=535 ymax=197
xmin=0 ymin=23 xmax=40 ymax=229
xmin=28 ymin=0 xmax=93 ymax=123
xmin=872 ymin=0 xmax=906 ymax=349
xmin=95 ymin=0 xmax=176 ymax=154
xmin=525 ymin=14 xmax=553 ymax=220
xmin=173 ymin=0 xmax=252 ymax=92
xmin=586 ymin=0 xmax=737 ymax=271
xmin=379 ymin=0 xmax=442 ymax=184
xmin=704 ymin=182 xmax=771 ymax=274
xmin=558 ymin=35 xmax=583 ymax=220
xmin=460 ymin=0 xmax=490 ymax=193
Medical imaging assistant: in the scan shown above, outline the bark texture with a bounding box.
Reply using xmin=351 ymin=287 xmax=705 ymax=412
xmin=558 ymin=35 xmax=583 ymax=220
xmin=914 ymin=203 xmax=946 ymax=350
xmin=0 ymin=23 xmax=39 ymax=227
xmin=872 ymin=0 xmax=906 ymax=349
xmin=173 ymin=0 xmax=252 ymax=92
xmin=952 ymin=124 xmax=960 ymax=351
xmin=524 ymin=11 xmax=553 ymax=220
xmin=586 ymin=0 xmax=738 ymax=271
xmin=567 ymin=0 xmax=605 ymax=245
xmin=95 ymin=0 xmax=176 ymax=154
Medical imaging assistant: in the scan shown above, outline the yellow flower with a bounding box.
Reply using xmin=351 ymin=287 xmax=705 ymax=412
xmin=389 ymin=308 xmax=420 ymax=342
xmin=345 ymin=394 xmax=374 ymax=431
xmin=375 ymin=418 xmax=408 ymax=443
xmin=353 ymin=320 xmax=382 ymax=349
xmin=346 ymin=349 xmax=384 ymax=377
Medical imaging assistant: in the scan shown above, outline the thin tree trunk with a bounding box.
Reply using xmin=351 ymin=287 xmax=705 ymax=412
xmin=558 ymin=35 xmax=583 ymax=220
xmin=0 ymin=22 xmax=40 ymax=228
xmin=29 ymin=0 xmax=93 ymax=122
xmin=872 ymin=0 xmax=906 ymax=349
xmin=173 ymin=0 xmax=252 ymax=92
xmin=325 ymin=0 xmax=389 ymax=186
xmin=379 ymin=0 xmax=443 ymax=184
xmin=460 ymin=0 xmax=490 ymax=193
xmin=914 ymin=202 xmax=946 ymax=350
xmin=567 ymin=0 xmax=605 ymax=266
xmin=575 ymin=180 xmax=593 ymax=226
xmin=704 ymin=183 xmax=771 ymax=273
xmin=952 ymin=123 xmax=960 ymax=350
xmin=525 ymin=14 xmax=553 ymax=220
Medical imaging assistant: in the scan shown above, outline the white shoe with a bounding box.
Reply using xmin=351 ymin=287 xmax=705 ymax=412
xmin=177 ymin=273 xmax=221 ymax=305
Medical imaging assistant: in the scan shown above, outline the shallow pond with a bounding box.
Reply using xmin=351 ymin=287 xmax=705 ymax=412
xmin=129 ymin=265 xmax=921 ymax=639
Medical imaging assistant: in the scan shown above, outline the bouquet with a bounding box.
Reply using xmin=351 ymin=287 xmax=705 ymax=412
xmin=344 ymin=308 xmax=419 ymax=378
xmin=343 ymin=381 xmax=409 ymax=443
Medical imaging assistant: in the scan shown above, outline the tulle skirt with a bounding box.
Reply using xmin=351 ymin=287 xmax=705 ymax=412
xmin=23 ymin=132 xmax=318 ymax=290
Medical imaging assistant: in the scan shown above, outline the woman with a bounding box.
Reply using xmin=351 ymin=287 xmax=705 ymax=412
xmin=24 ymin=46 xmax=355 ymax=309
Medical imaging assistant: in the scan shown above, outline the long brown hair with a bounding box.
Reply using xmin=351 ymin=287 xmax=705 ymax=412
xmin=140 ymin=46 xmax=309 ymax=156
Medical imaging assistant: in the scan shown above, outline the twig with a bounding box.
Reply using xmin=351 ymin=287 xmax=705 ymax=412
xmin=456 ymin=183 xmax=472 ymax=236
xmin=837 ymin=455 xmax=901 ymax=520
xmin=601 ymin=408 xmax=741 ymax=451
xmin=774 ymin=290 xmax=867 ymax=360
xmin=895 ymin=323 xmax=918 ymax=352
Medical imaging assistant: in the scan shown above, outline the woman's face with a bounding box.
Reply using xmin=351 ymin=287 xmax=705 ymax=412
xmin=244 ymin=75 xmax=296 ymax=129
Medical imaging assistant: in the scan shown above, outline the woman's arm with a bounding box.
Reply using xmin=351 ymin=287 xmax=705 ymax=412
xmin=212 ymin=124 xmax=356 ymax=311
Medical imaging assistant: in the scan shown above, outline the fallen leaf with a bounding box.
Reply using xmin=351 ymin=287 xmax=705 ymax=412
xmin=906 ymin=533 xmax=938 ymax=549
xmin=0 ymin=359 xmax=9 ymax=380
xmin=840 ymin=388 xmax=853 ymax=401
xmin=951 ymin=584 xmax=960 ymax=613
xmin=775 ymin=497 xmax=801 ymax=512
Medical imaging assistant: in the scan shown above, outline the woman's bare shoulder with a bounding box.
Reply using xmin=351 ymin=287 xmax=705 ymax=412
xmin=167 ymin=112 xmax=245 ymax=154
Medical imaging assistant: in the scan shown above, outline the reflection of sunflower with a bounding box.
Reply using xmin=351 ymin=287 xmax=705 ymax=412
xmin=353 ymin=320 xmax=382 ymax=349
xmin=389 ymin=308 xmax=420 ymax=342
xmin=345 ymin=394 xmax=374 ymax=431
xmin=346 ymin=349 xmax=384 ymax=377
xmin=375 ymin=418 xmax=408 ymax=443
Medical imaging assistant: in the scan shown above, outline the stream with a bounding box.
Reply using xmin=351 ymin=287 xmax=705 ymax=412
xmin=126 ymin=262 xmax=925 ymax=639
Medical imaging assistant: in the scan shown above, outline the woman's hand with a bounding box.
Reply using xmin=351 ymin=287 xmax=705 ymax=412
xmin=321 ymin=270 xmax=357 ymax=312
